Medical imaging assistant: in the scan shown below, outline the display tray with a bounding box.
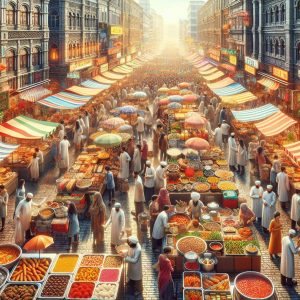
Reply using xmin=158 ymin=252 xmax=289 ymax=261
xmin=233 ymin=288 xmax=278 ymax=300
xmin=0 ymin=282 xmax=41 ymax=300
xmin=50 ymin=253 xmax=81 ymax=274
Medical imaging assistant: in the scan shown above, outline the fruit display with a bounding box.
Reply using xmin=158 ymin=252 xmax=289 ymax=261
xmin=202 ymin=274 xmax=230 ymax=291
xmin=75 ymin=267 xmax=100 ymax=282
xmin=224 ymin=240 xmax=260 ymax=255
xmin=203 ymin=222 xmax=221 ymax=232
xmin=184 ymin=289 xmax=203 ymax=300
xmin=203 ymin=169 xmax=215 ymax=177
xmin=235 ymin=273 xmax=273 ymax=299
xmin=222 ymin=219 xmax=237 ymax=227
xmin=215 ymin=170 xmax=234 ymax=180
xmin=0 ymin=244 xmax=21 ymax=266
xmin=68 ymin=282 xmax=95 ymax=299
xmin=38 ymin=208 xmax=55 ymax=220
xmin=0 ymin=284 xmax=38 ymax=300
xmin=219 ymin=208 xmax=233 ymax=217
xmin=103 ymin=256 xmax=122 ymax=268
xmin=40 ymin=274 xmax=70 ymax=298
xmin=184 ymin=272 xmax=202 ymax=288
xmin=169 ymin=213 xmax=191 ymax=226
xmin=0 ymin=168 xmax=16 ymax=185
xmin=223 ymin=226 xmax=236 ymax=234
xmin=52 ymin=254 xmax=79 ymax=273
xmin=167 ymin=163 xmax=180 ymax=172
xmin=76 ymin=179 xmax=93 ymax=191
xmin=99 ymin=269 xmax=120 ymax=282
xmin=215 ymin=160 xmax=227 ymax=166
xmin=217 ymin=181 xmax=237 ymax=191
xmin=204 ymin=291 xmax=232 ymax=300
xmin=80 ymin=255 xmax=104 ymax=267
xmin=207 ymin=177 xmax=220 ymax=184
xmin=193 ymin=182 xmax=210 ymax=192
xmin=97 ymin=152 xmax=110 ymax=160
xmin=184 ymin=261 xmax=200 ymax=271
xmin=177 ymin=236 xmax=207 ymax=255
xmin=92 ymin=283 xmax=118 ymax=300
xmin=10 ymin=258 xmax=50 ymax=282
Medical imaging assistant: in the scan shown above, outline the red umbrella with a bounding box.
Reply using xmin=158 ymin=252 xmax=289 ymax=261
xmin=185 ymin=138 xmax=210 ymax=151
xmin=185 ymin=115 xmax=207 ymax=128
xmin=159 ymin=98 xmax=170 ymax=106
xmin=183 ymin=94 xmax=198 ymax=103
xmin=178 ymin=82 xmax=191 ymax=89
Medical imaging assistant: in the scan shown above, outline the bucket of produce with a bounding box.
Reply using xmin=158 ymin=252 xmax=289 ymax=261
xmin=234 ymin=271 xmax=274 ymax=300
xmin=184 ymin=251 xmax=198 ymax=262
xmin=198 ymin=253 xmax=218 ymax=273
xmin=0 ymin=244 xmax=22 ymax=270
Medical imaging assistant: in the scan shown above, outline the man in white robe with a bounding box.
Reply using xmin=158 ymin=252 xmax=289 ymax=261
xmin=188 ymin=192 xmax=205 ymax=219
xmin=144 ymin=161 xmax=155 ymax=203
xmin=133 ymin=145 xmax=141 ymax=173
xmin=290 ymin=189 xmax=300 ymax=230
xmin=118 ymin=147 xmax=131 ymax=180
xmin=14 ymin=193 xmax=38 ymax=245
xmin=276 ymin=166 xmax=290 ymax=210
xmin=213 ymin=123 xmax=223 ymax=149
xmin=132 ymin=172 xmax=145 ymax=219
xmin=261 ymin=185 xmax=277 ymax=232
xmin=59 ymin=136 xmax=71 ymax=172
xmin=155 ymin=161 xmax=167 ymax=193
xmin=152 ymin=205 xmax=169 ymax=252
xmin=58 ymin=124 xmax=65 ymax=141
xmin=105 ymin=202 xmax=125 ymax=246
xmin=83 ymin=111 xmax=90 ymax=137
xmin=280 ymin=229 xmax=300 ymax=286
xmin=249 ymin=180 xmax=264 ymax=222
xmin=228 ymin=132 xmax=238 ymax=171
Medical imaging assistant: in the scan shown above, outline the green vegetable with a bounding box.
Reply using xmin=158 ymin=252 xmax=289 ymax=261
xmin=225 ymin=240 xmax=260 ymax=255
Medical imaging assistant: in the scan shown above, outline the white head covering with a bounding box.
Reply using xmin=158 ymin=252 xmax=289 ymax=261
xmin=289 ymin=229 xmax=297 ymax=236
xmin=128 ymin=235 xmax=138 ymax=244
xmin=267 ymin=185 xmax=273 ymax=190
xmin=255 ymin=180 xmax=261 ymax=185
xmin=26 ymin=193 xmax=33 ymax=199
xmin=231 ymin=132 xmax=235 ymax=137
xmin=146 ymin=160 xmax=151 ymax=166
xmin=191 ymin=192 xmax=201 ymax=201
xmin=160 ymin=161 xmax=167 ymax=167
xmin=114 ymin=202 xmax=121 ymax=208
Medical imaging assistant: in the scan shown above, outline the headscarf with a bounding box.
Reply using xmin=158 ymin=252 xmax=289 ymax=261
xmin=157 ymin=188 xmax=171 ymax=211
xmin=91 ymin=192 xmax=106 ymax=212
xmin=239 ymin=203 xmax=254 ymax=220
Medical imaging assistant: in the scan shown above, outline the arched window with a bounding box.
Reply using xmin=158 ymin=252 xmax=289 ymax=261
xmin=32 ymin=47 xmax=41 ymax=66
xmin=275 ymin=39 xmax=279 ymax=55
xmin=93 ymin=16 xmax=96 ymax=27
xmin=280 ymin=39 xmax=285 ymax=56
xmin=265 ymin=10 xmax=269 ymax=24
xmin=20 ymin=48 xmax=29 ymax=68
xmin=72 ymin=44 xmax=76 ymax=58
xmin=265 ymin=39 xmax=269 ymax=52
xmin=49 ymin=11 xmax=59 ymax=28
xmin=270 ymin=39 xmax=273 ymax=53
xmin=76 ymin=43 xmax=80 ymax=57
xmin=33 ymin=7 xmax=40 ymax=26
xmin=72 ymin=13 xmax=76 ymax=28
xmin=20 ymin=5 xmax=29 ymax=26
xmin=50 ymin=44 xmax=58 ymax=61
xmin=68 ymin=13 xmax=72 ymax=28
xmin=6 ymin=49 xmax=16 ymax=72
xmin=7 ymin=3 xmax=16 ymax=26
xmin=297 ymin=43 xmax=300 ymax=61
xmin=270 ymin=9 xmax=274 ymax=23
xmin=77 ymin=14 xmax=80 ymax=27
xmin=275 ymin=6 xmax=279 ymax=22
xmin=281 ymin=5 xmax=285 ymax=22
xmin=85 ymin=15 xmax=87 ymax=27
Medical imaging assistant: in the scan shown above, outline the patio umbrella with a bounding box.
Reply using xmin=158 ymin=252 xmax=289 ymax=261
xmin=101 ymin=117 xmax=125 ymax=130
xmin=93 ymin=133 xmax=122 ymax=148
xmin=183 ymin=94 xmax=198 ymax=103
xmin=117 ymin=105 xmax=137 ymax=115
xmin=185 ymin=138 xmax=210 ymax=151
xmin=167 ymin=102 xmax=182 ymax=109
xmin=168 ymin=95 xmax=183 ymax=103
xmin=159 ymin=98 xmax=170 ymax=106
xmin=178 ymin=82 xmax=191 ymax=89
xmin=118 ymin=124 xmax=133 ymax=134
xmin=158 ymin=87 xmax=169 ymax=94
xmin=23 ymin=235 xmax=54 ymax=258
xmin=118 ymin=132 xmax=131 ymax=143
xmin=185 ymin=115 xmax=207 ymax=128
xmin=167 ymin=86 xmax=180 ymax=95
xmin=133 ymin=91 xmax=147 ymax=98
xmin=180 ymin=89 xmax=193 ymax=95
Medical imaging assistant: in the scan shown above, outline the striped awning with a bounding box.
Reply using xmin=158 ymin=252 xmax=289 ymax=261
xmin=113 ymin=66 xmax=133 ymax=74
xmin=187 ymin=53 xmax=199 ymax=61
xmin=207 ymin=77 xmax=235 ymax=89
xmin=203 ymin=71 xmax=225 ymax=81
xmin=257 ymin=77 xmax=280 ymax=91
xmin=102 ymin=71 xmax=126 ymax=80
xmin=198 ymin=64 xmax=214 ymax=71
xmin=284 ymin=142 xmax=300 ymax=166
xmin=196 ymin=60 xmax=209 ymax=68
xmin=212 ymin=83 xmax=247 ymax=96
xmin=38 ymin=92 xmax=91 ymax=110
xmin=0 ymin=115 xmax=58 ymax=140
xmin=0 ymin=142 xmax=20 ymax=162
xmin=199 ymin=67 xmax=219 ymax=76
xmin=127 ymin=60 xmax=143 ymax=68
xmin=81 ymin=79 xmax=111 ymax=90
xmin=19 ymin=86 xmax=52 ymax=102
xmin=220 ymin=92 xmax=257 ymax=105
xmin=67 ymin=85 xmax=103 ymax=96
xmin=93 ymin=75 xmax=116 ymax=85
xmin=255 ymin=111 xmax=297 ymax=137
xmin=232 ymin=104 xmax=279 ymax=122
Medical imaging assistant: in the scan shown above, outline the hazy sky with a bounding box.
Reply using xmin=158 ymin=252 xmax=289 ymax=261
xmin=150 ymin=0 xmax=189 ymax=22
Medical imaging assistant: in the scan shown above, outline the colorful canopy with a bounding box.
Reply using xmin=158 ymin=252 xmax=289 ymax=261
xmin=168 ymin=102 xmax=182 ymax=109
xmin=178 ymin=82 xmax=191 ymax=89
xmin=93 ymin=133 xmax=122 ymax=148
xmin=38 ymin=92 xmax=91 ymax=110
xmin=0 ymin=115 xmax=58 ymax=139
xmin=202 ymin=71 xmax=225 ymax=81
xmin=220 ymin=92 xmax=257 ymax=105
xmin=185 ymin=115 xmax=206 ymax=127
xmin=113 ymin=66 xmax=133 ymax=74
xmin=0 ymin=141 xmax=19 ymax=162
xmin=284 ymin=142 xmax=300 ymax=166
xmin=183 ymin=94 xmax=198 ymax=103
xmin=199 ymin=67 xmax=219 ymax=76
xmin=255 ymin=111 xmax=297 ymax=137
xmin=133 ymin=91 xmax=147 ymax=98
xmin=198 ymin=64 xmax=215 ymax=72
xmin=212 ymin=83 xmax=247 ymax=96
xmin=81 ymin=79 xmax=111 ymax=90
xmin=185 ymin=138 xmax=209 ymax=150
xmin=102 ymin=71 xmax=126 ymax=80
xmin=67 ymin=86 xmax=103 ymax=96
xmin=19 ymin=86 xmax=51 ymax=102
xmin=101 ymin=117 xmax=125 ymax=130
xmin=258 ymin=78 xmax=280 ymax=91
xmin=117 ymin=105 xmax=137 ymax=115
xmin=93 ymin=75 xmax=117 ymax=85
xmin=207 ymin=78 xmax=235 ymax=90
xmin=169 ymin=95 xmax=183 ymax=102
xmin=232 ymin=104 xmax=279 ymax=122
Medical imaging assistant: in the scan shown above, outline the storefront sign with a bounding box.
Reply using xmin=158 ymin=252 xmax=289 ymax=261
xmin=0 ymin=91 xmax=9 ymax=111
xmin=229 ymin=55 xmax=237 ymax=66
xmin=100 ymin=63 xmax=108 ymax=73
xmin=126 ymin=55 xmax=132 ymax=62
xmin=244 ymin=64 xmax=256 ymax=76
xmin=245 ymin=56 xmax=259 ymax=69
xmin=95 ymin=57 xmax=107 ymax=66
xmin=273 ymin=66 xmax=288 ymax=81
xmin=67 ymin=72 xmax=80 ymax=79
xmin=116 ymin=52 xmax=122 ymax=59
xmin=108 ymin=47 xmax=119 ymax=56
xmin=120 ymin=57 xmax=125 ymax=64
xmin=110 ymin=26 xmax=123 ymax=35
xmin=69 ymin=59 xmax=93 ymax=72
xmin=221 ymin=48 xmax=237 ymax=55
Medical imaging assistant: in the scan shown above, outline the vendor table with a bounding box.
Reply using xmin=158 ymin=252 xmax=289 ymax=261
xmin=170 ymin=191 xmax=223 ymax=204
xmin=3 ymin=172 xmax=18 ymax=195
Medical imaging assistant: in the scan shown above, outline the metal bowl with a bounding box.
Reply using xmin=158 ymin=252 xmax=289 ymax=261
xmin=0 ymin=266 xmax=9 ymax=289
xmin=176 ymin=236 xmax=207 ymax=256
xmin=198 ymin=257 xmax=218 ymax=272
xmin=0 ymin=244 xmax=22 ymax=270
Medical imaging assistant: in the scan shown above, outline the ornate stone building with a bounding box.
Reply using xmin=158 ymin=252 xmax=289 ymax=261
xmin=0 ymin=0 xmax=49 ymax=93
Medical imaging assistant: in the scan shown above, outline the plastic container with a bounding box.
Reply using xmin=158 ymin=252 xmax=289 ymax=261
xmin=51 ymin=253 xmax=80 ymax=273
xmin=0 ymin=282 xmax=41 ymax=300
xmin=92 ymin=282 xmax=119 ymax=300
xmin=183 ymin=271 xmax=202 ymax=289
xmin=222 ymin=191 xmax=238 ymax=209
xmin=38 ymin=274 xmax=71 ymax=299
xmin=183 ymin=288 xmax=203 ymax=300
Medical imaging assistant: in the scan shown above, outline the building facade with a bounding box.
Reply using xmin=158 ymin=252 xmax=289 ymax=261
xmin=150 ymin=9 xmax=164 ymax=49
xmin=188 ymin=0 xmax=205 ymax=42
xmin=0 ymin=0 xmax=50 ymax=94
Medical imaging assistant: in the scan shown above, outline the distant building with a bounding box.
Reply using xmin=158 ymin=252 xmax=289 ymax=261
xmin=188 ymin=0 xmax=205 ymax=42
xmin=151 ymin=9 xmax=164 ymax=48
xmin=139 ymin=0 xmax=150 ymax=15
xmin=179 ymin=19 xmax=189 ymax=43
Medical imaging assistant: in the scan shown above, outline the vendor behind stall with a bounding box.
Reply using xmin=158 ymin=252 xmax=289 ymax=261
xmin=188 ymin=192 xmax=205 ymax=219
xmin=239 ymin=203 xmax=256 ymax=226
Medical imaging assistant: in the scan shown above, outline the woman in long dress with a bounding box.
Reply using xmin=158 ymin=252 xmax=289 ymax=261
xmin=0 ymin=185 xmax=8 ymax=231
xmin=73 ymin=121 xmax=83 ymax=151
xmin=59 ymin=136 xmax=70 ymax=171
xmin=268 ymin=211 xmax=282 ymax=259
xmin=133 ymin=145 xmax=142 ymax=173
xmin=67 ymin=203 xmax=80 ymax=248
xmin=29 ymin=153 xmax=39 ymax=182
xmin=15 ymin=179 xmax=25 ymax=211
xmin=157 ymin=188 xmax=171 ymax=212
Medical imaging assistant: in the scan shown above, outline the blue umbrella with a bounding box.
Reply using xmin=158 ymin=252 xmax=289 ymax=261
xmin=168 ymin=95 xmax=184 ymax=103
xmin=118 ymin=124 xmax=133 ymax=134
xmin=133 ymin=91 xmax=147 ymax=98
xmin=168 ymin=102 xmax=182 ymax=109
xmin=118 ymin=105 xmax=137 ymax=115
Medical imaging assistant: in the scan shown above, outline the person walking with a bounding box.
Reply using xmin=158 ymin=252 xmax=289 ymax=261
xmin=268 ymin=211 xmax=282 ymax=260
xmin=73 ymin=121 xmax=83 ymax=151
xmin=157 ymin=188 xmax=171 ymax=212
xmin=228 ymin=133 xmax=238 ymax=171
xmin=237 ymin=139 xmax=247 ymax=175
xmin=89 ymin=192 xmax=106 ymax=245
xmin=256 ymin=146 xmax=266 ymax=180
xmin=153 ymin=124 xmax=163 ymax=157
xmin=141 ymin=140 xmax=148 ymax=175
xmin=119 ymin=147 xmax=131 ymax=180
xmin=249 ymin=180 xmax=263 ymax=222
xmin=133 ymin=144 xmax=142 ymax=174
xmin=29 ymin=153 xmax=40 ymax=182
xmin=270 ymin=155 xmax=281 ymax=192
xmin=58 ymin=136 xmax=71 ymax=173
xmin=220 ymin=120 xmax=230 ymax=145
xmin=67 ymin=202 xmax=80 ymax=249
xmin=219 ymin=107 xmax=227 ymax=123
xmin=290 ymin=189 xmax=300 ymax=230
xmin=144 ymin=107 xmax=153 ymax=136
xmin=105 ymin=166 xmax=115 ymax=206
xmin=155 ymin=161 xmax=167 ymax=193
xmin=213 ymin=123 xmax=223 ymax=149
xmin=159 ymin=133 xmax=168 ymax=161
xmin=0 ymin=185 xmax=8 ymax=231
xmin=262 ymin=185 xmax=277 ymax=233
xmin=144 ymin=161 xmax=155 ymax=203
xmin=15 ymin=179 xmax=26 ymax=212
xmin=83 ymin=111 xmax=90 ymax=137
xmin=132 ymin=172 xmax=145 ymax=219
xmin=35 ymin=147 xmax=44 ymax=174
xmin=276 ymin=166 xmax=290 ymax=210
xmin=149 ymin=195 xmax=159 ymax=236
xmin=136 ymin=114 xmax=145 ymax=142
